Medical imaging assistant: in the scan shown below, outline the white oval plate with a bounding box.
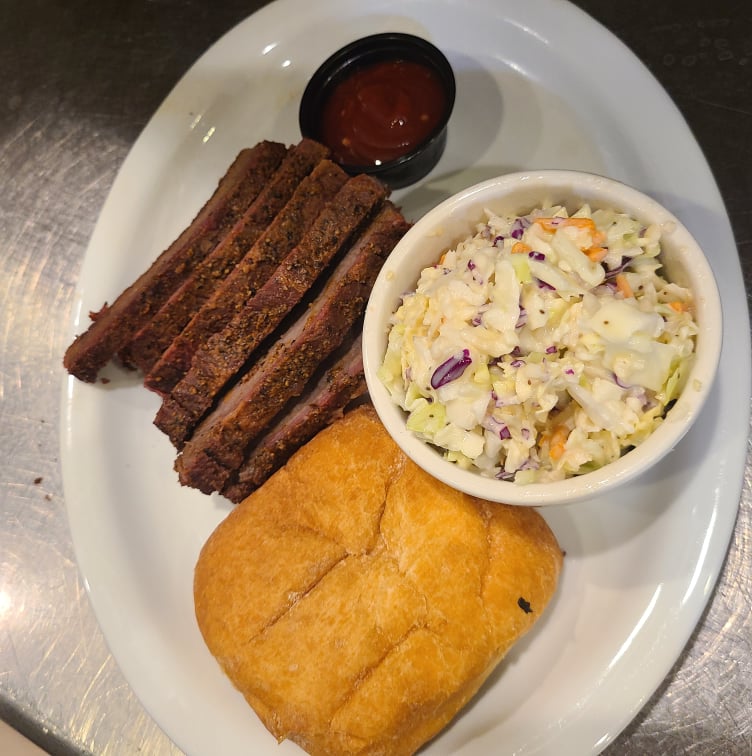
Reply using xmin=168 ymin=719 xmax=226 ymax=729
xmin=60 ymin=1 xmax=750 ymax=755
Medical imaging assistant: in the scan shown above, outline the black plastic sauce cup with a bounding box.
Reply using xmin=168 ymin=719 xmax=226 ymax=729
xmin=299 ymin=32 xmax=456 ymax=189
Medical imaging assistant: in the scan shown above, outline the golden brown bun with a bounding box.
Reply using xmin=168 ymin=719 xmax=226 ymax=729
xmin=194 ymin=404 xmax=563 ymax=756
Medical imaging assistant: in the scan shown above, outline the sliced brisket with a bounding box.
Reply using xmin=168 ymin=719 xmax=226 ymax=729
xmin=63 ymin=141 xmax=287 ymax=382
xmin=123 ymin=138 xmax=328 ymax=373
xmin=145 ymin=158 xmax=348 ymax=397
xmin=155 ymin=172 xmax=386 ymax=448
xmin=221 ymin=335 xmax=367 ymax=503
xmin=174 ymin=200 xmax=410 ymax=494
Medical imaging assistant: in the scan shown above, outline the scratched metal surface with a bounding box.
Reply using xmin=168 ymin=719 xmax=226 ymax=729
xmin=0 ymin=0 xmax=750 ymax=754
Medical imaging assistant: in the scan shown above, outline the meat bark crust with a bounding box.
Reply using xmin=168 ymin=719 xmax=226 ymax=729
xmin=221 ymin=334 xmax=367 ymax=503
xmin=63 ymin=141 xmax=287 ymax=383
xmin=154 ymin=172 xmax=386 ymax=448
xmin=122 ymin=139 xmax=328 ymax=374
xmin=175 ymin=201 xmax=410 ymax=495
xmin=145 ymin=158 xmax=349 ymax=398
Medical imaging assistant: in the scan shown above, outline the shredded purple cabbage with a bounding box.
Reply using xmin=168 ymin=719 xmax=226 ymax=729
xmin=496 ymin=447 xmax=536 ymax=480
xmin=528 ymin=250 xmax=546 ymax=261
xmin=510 ymin=359 xmax=525 ymax=368
xmin=483 ymin=415 xmax=512 ymax=440
xmin=515 ymin=307 xmax=528 ymax=329
xmin=537 ymin=278 xmax=556 ymax=291
xmin=510 ymin=217 xmax=527 ymax=239
xmin=605 ymin=256 xmax=630 ymax=279
xmin=546 ymin=345 xmax=558 ymax=354
xmin=613 ymin=372 xmax=632 ymax=389
xmin=431 ymin=349 xmax=472 ymax=389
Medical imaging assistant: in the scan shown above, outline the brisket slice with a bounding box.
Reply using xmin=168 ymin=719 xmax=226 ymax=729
xmin=174 ymin=201 xmax=410 ymax=495
xmin=221 ymin=335 xmax=367 ymax=503
xmin=145 ymin=158 xmax=348 ymax=397
xmin=122 ymin=138 xmax=328 ymax=374
xmin=154 ymin=171 xmax=384 ymax=447
xmin=63 ymin=141 xmax=287 ymax=382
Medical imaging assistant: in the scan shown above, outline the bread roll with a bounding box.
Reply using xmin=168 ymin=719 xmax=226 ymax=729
xmin=194 ymin=404 xmax=562 ymax=755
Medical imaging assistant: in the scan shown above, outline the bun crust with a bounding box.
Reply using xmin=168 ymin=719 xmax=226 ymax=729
xmin=194 ymin=404 xmax=563 ymax=755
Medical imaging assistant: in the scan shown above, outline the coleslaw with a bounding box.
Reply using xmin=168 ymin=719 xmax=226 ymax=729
xmin=378 ymin=204 xmax=698 ymax=483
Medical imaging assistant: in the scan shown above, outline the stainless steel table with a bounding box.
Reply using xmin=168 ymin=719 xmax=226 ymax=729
xmin=2 ymin=1 xmax=750 ymax=754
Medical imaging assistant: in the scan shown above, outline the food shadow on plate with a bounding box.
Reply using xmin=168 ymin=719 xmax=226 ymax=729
xmin=398 ymin=161 xmax=521 ymax=225
xmin=395 ymin=52 xmax=519 ymax=220
xmin=80 ymin=360 xmax=144 ymax=391
xmin=396 ymin=47 xmax=608 ymax=222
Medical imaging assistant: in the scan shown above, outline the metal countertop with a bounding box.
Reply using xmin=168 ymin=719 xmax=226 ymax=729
xmin=1 ymin=1 xmax=750 ymax=754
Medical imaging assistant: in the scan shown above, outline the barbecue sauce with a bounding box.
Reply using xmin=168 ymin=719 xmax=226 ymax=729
xmin=320 ymin=59 xmax=447 ymax=166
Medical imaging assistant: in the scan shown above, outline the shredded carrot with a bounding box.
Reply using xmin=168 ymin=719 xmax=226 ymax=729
xmin=547 ymin=425 xmax=569 ymax=461
xmin=438 ymin=252 xmax=447 ymax=265
xmin=534 ymin=217 xmax=597 ymax=233
xmin=615 ymin=273 xmax=634 ymax=298
xmin=668 ymin=301 xmax=688 ymax=313
xmin=592 ymin=229 xmax=607 ymax=246
xmin=585 ymin=246 xmax=608 ymax=262
xmin=511 ymin=241 xmax=532 ymax=254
